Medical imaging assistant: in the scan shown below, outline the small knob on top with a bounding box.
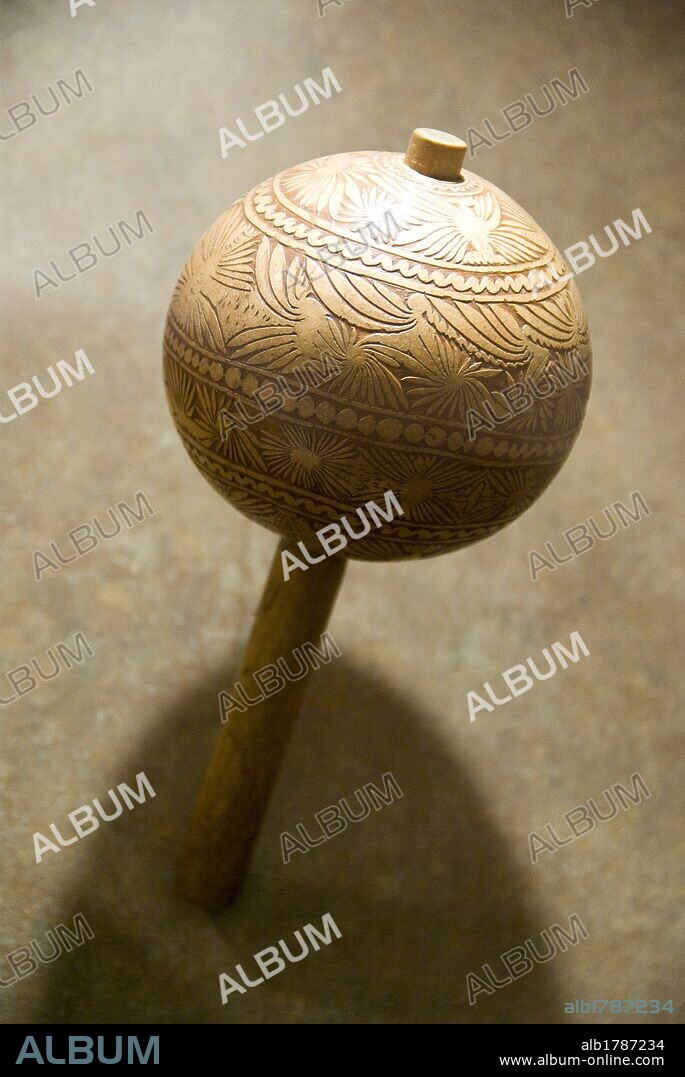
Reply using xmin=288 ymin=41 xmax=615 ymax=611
xmin=405 ymin=128 xmax=467 ymax=181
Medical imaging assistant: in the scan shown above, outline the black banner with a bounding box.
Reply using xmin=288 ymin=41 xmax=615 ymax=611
xmin=0 ymin=1021 xmax=682 ymax=1068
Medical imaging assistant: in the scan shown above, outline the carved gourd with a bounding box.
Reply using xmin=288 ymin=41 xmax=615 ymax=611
xmin=163 ymin=129 xmax=592 ymax=909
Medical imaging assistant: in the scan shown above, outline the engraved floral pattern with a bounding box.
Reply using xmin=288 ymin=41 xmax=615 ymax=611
xmin=280 ymin=155 xmax=374 ymax=216
xmin=335 ymin=182 xmax=408 ymax=240
xmin=396 ymin=190 xmax=550 ymax=267
xmin=171 ymin=204 xmax=259 ymax=350
xmin=312 ymin=319 xmax=407 ymax=408
xmin=403 ymin=335 xmax=500 ymax=418
xmin=260 ymin=426 xmax=357 ymax=497
xmin=163 ymin=147 xmax=592 ymax=560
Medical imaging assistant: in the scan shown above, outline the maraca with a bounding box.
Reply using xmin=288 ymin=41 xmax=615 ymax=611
xmin=163 ymin=129 xmax=592 ymax=909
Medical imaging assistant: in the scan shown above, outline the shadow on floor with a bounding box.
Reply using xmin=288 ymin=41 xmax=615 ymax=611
xmin=38 ymin=656 xmax=565 ymax=1023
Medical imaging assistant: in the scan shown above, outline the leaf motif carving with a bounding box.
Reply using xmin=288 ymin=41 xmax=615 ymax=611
xmin=424 ymin=296 xmax=531 ymax=365
xmin=525 ymin=344 xmax=554 ymax=383
xmin=164 ymin=356 xmax=195 ymax=416
xmin=514 ymin=291 xmax=583 ymax=349
xmin=227 ymin=323 xmax=299 ymax=370
xmin=255 ymin=237 xmax=307 ymax=320
xmin=308 ymin=261 xmax=415 ymax=331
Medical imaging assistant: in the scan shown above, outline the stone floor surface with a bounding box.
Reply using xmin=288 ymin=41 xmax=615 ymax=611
xmin=0 ymin=0 xmax=683 ymax=1024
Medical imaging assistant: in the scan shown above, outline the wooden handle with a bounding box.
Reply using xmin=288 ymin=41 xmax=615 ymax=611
xmin=178 ymin=538 xmax=347 ymax=909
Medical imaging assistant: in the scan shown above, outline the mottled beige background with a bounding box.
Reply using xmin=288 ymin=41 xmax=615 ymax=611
xmin=1 ymin=0 xmax=683 ymax=1025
